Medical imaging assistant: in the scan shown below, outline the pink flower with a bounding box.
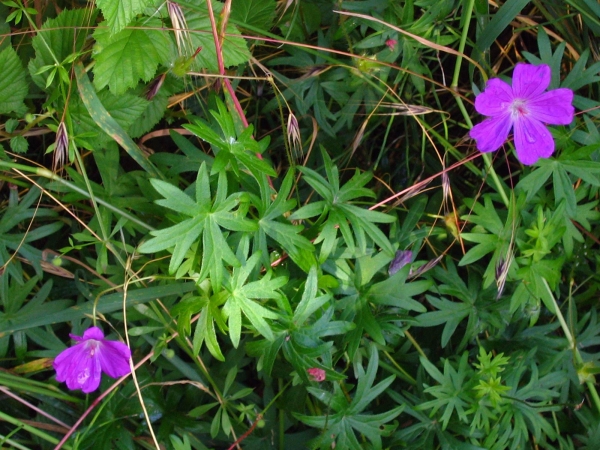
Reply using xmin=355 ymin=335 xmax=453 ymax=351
xmin=54 ymin=327 xmax=131 ymax=393
xmin=307 ymin=368 xmax=326 ymax=382
xmin=470 ymin=63 xmax=574 ymax=165
xmin=385 ymin=39 xmax=397 ymax=51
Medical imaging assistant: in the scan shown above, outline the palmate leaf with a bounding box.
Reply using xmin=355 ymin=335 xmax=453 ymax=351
xmin=221 ymin=252 xmax=286 ymax=348
xmin=138 ymin=163 xmax=257 ymax=287
xmin=0 ymin=47 xmax=27 ymax=114
xmin=96 ymin=0 xmax=155 ymax=34
xmin=291 ymin=147 xmax=395 ymax=259
xmin=295 ymin=345 xmax=402 ymax=449
xmin=93 ymin=18 xmax=171 ymax=95
xmin=254 ymin=170 xmax=316 ymax=272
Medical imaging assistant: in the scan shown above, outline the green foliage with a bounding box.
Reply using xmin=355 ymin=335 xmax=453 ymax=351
xmin=2 ymin=0 xmax=600 ymax=448
xmin=96 ymin=0 xmax=154 ymax=34
xmin=0 ymin=47 xmax=28 ymax=114
xmin=295 ymin=345 xmax=403 ymax=450
xmin=93 ymin=19 xmax=171 ymax=94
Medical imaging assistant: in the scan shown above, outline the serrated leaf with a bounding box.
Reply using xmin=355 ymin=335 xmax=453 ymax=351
xmin=96 ymin=0 xmax=154 ymax=34
xmin=93 ymin=19 xmax=171 ymax=94
xmin=186 ymin=7 xmax=250 ymax=72
xmin=230 ymin=0 xmax=276 ymax=31
xmin=9 ymin=135 xmax=28 ymax=153
xmin=0 ymin=47 xmax=27 ymax=114
xmin=28 ymin=9 xmax=96 ymax=89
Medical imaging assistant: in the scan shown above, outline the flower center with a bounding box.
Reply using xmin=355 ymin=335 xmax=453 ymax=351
xmin=510 ymin=99 xmax=529 ymax=118
xmin=85 ymin=339 xmax=100 ymax=357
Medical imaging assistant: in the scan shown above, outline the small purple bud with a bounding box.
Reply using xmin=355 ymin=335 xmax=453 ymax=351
xmin=389 ymin=250 xmax=412 ymax=276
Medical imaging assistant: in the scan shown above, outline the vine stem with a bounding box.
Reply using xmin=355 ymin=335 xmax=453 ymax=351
xmin=542 ymin=278 xmax=600 ymax=415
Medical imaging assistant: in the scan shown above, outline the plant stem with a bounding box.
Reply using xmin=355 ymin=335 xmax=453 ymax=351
xmin=0 ymin=160 xmax=154 ymax=231
xmin=450 ymin=0 xmax=510 ymax=207
xmin=542 ymin=278 xmax=600 ymax=415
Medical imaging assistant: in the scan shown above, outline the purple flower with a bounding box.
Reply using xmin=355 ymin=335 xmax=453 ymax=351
xmin=470 ymin=63 xmax=574 ymax=165
xmin=54 ymin=326 xmax=131 ymax=393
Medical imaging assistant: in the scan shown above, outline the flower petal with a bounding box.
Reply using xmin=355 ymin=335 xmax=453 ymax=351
xmin=54 ymin=344 xmax=86 ymax=382
xmin=527 ymin=88 xmax=574 ymax=125
xmin=470 ymin=115 xmax=513 ymax=153
xmin=79 ymin=355 xmax=102 ymax=393
xmin=474 ymin=78 xmax=514 ymax=116
xmin=82 ymin=327 xmax=105 ymax=341
xmin=98 ymin=340 xmax=132 ymax=378
xmin=54 ymin=342 xmax=102 ymax=393
xmin=512 ymin=63 xmax=551 ymax=99
xmin=513 ymin=117 xmax=554 ymax=165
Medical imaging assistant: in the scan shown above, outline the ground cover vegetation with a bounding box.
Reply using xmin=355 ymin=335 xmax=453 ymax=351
xmin=1 ymin=0 xmax=600 ymax=448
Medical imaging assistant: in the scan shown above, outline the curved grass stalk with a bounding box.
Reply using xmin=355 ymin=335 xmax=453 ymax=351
xmin=0 ymin=160 xmax=153 ymax=231
xmin=542 ymin=277 xmax=600 ymax=415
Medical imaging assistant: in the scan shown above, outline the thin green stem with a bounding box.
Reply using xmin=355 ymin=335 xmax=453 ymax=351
xmin=0 ymin=160 xmax=153 ymax=231
xmin=542 ymin=278 xmax=600 ymax=415
xmin=450 ymin=0 xmax=509 ymax=207
xmin=0 ymin=410 xmax=69 ymax=448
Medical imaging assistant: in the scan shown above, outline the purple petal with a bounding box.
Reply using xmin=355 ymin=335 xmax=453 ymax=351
xmin=512 ymin=64 xmax=551 ymax=99
xmin=98 ymin=340 xmax=132 ymax=378
xmin=470 ymin=115 xmax=513 ymax=153
xmin=527 ymin=88 xmax=574 ymax=125
xmin=82 ymin=327 xmax=105 ymax=341
xmin=513 ymin=117 xmax=554 ymax=165
xmin=474 ymin=78 xmax=514 ymax=116
xmin=54 ymin=342 xmax=102 ymax=393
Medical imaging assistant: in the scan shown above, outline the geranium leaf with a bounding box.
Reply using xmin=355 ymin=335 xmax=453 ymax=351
xmin=93 ymin=19 xmax=171 ymax=94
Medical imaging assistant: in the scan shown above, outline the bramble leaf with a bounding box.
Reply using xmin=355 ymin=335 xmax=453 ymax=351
xmin=186 ymin=7 xmax=250 ymax=71
xmin=96 ymin=0 xmax=155 ymax=34
xmin=0 ymin=47 xmax=27 ymax=114
xmin=93 ymin=19 xmax=171 ymax=94
xmin=231 ymin=0 xmax=277 ymax=31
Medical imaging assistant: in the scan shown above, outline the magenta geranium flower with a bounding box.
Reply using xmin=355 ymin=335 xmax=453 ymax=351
xmin=470 ymin=63 xmax=574 ymax=165
xmin=54 ymin=326 xmax=131 ymax=393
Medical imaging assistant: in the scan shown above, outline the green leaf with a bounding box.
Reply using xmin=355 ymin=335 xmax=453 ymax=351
xmin=93 ymin=18 xmax=171 ymax=94
xmin=186 ymin=7 xmax=250 ymax=72
xmin=139 ymin=163 xmax=257 ymax=285
xmin=28 ymin=8 xmax=96 ymax=89
xmin=70 ymin=90 xmax=149 ymax=150
xmin=74 ymin=62 xmax=162 ymax=177
xmin=0 ymin=47 xmax=27 ymax=114
xmin=295 ymin=345 xmax=402 ymax=449
xmin=96 ymin=0 xmax=155 ymax=34
xmin=475 ymin=0 xmax=532 ymax=53
xmin=222 ymin=252 xmax=284 ymax=347
xmin=230 ymin=0 xmax=276 ymax=31
xmin=9 ymin=136 xmax=28 ymax=153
